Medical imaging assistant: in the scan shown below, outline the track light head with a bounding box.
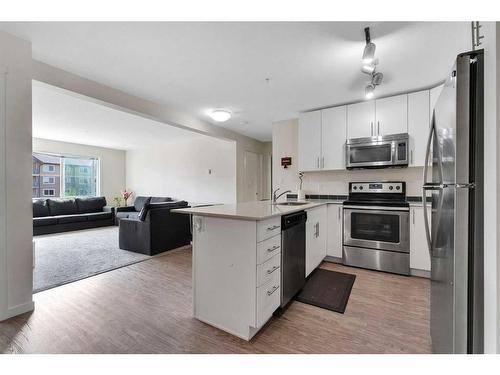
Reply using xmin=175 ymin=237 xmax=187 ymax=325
xmin=365 ymin=84 xmax=375 ymax=99
xmin=362 ymin=42 xmax=376 ymax=64
xmin=372 ymin=72 xmax=384 ymax=86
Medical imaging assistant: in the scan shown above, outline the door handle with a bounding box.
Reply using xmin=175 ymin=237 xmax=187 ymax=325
xmin=266 ymin=265 xmax=279 ymax=275
xmin=267 ymin=285 xmax=279 ymax=296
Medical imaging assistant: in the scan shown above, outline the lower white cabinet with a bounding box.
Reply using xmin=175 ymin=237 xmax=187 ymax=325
xmin=326 ymin=204 xmax=343 ymax=258
xmin=305 ymin=205 xmax=327 ymax=277
xmin=410 ymin=205 xmax=431 ymax=272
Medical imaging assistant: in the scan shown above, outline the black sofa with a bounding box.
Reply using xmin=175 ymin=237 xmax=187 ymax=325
xmin=119 ymin=200 xmax=191 ymax=256
xmin=33 ymin=197 xmax=115 ymax=236
xmin=114 ymin=196 xmax=173 ymax=223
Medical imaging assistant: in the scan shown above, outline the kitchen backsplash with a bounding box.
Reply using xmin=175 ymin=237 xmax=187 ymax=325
xmin=300 ymin=167 xmax=424 ymax=197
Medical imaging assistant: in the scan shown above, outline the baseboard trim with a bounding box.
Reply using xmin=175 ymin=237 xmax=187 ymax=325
xmin=410 ymin=268 xmax=430 ymax=278
xmin=0 ymin=300 xmax=34 ymax=322
xmin=323 ymin=256 xmax=343 ymax=264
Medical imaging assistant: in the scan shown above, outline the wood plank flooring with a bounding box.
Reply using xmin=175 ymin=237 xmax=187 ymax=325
xmin=0 ymin=247 xmax=431 ymax=353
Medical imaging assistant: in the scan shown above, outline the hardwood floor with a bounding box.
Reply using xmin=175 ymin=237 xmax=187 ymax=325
xmin=0 ymin=247 xmax=431 ymax=354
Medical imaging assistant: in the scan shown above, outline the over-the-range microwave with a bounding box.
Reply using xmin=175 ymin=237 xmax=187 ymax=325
xmin=345 ymin=133 xmax=409 ymax=169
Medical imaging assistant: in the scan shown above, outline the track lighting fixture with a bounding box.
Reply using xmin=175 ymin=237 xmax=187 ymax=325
xmin=361 ymin=27 xmax=383 ymax=99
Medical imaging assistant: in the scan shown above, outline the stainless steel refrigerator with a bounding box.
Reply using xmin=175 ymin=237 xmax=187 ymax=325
xmin=422 ymin=50 xmax=484 ymax=354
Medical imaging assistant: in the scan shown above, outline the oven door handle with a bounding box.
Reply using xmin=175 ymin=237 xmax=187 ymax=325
xmin=343 ymin=205 xmax=409 ymax=212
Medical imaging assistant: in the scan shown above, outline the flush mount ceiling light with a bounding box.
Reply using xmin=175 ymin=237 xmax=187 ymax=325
xmin=209 ymin=109 xmax=232 ymax=122
xmin=361 ymin=27 xmax=383 ymax=100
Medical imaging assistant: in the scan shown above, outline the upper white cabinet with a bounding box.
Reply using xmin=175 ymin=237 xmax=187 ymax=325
xmin=298 ymin=111 xmax=322 ymax=171
xmin=326 ymin=204 xmax=343 ymax=259
xmin=410 ymin=205 xmax=431 ymax=272
xmin=408 ymin=90 xmax=430 ymax=166
xmin=298 ymin=106 xmax=346 ymax=172
xmin=429 ymin=84 xmax=444 ymax=122
xmin=321 ymin=106 xmax=346 ymax=170
xmin=346 ymin=101 xmax=375 ymax=139
xmin=305 ymin=205 xmax=327 ymax=277
xmin=375 ymin=94 xmax=408 ymax=136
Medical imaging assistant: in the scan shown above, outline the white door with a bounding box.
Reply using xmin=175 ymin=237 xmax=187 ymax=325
xmin=346 ymin=101 xmax=375 ymax=139
xmin=243 ymin=151 xmax=262 ymax=202
xmin=326 ymin=204 xmax=343 ymax=258
xmin=410 ymin=206 xmax=431 ymax=272
xmin=298 ymin=111 xmax=322 ymax=171
xmin=321 ymin=106 xmax=346 ymax=170
xmin=375 ymin=94 xmax=408 ymax=136
xmin=408 ymin=90 xmax=430 ymax=167
xmin=305 ymin=205 xmax=327 ymax=277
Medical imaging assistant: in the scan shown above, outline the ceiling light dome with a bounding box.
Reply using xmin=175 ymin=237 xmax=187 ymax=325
xmin=209 ymin=109 xmax=232 ymax=122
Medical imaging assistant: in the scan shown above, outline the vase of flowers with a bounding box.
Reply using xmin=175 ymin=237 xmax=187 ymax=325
xmin=121 ymin=189 xmax=133 ymax=206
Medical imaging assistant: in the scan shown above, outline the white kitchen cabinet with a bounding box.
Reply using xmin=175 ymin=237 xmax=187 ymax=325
xmin=298 ymin=111 xmax=322 ymax=171
xmin=408 ymin=90 xmax=430 ymax=167
xmin=326 ymin=204 xmax=343 ymax=258
xmin=410 ymin=205 xmax=431 ymax=272
xmin=375 ymin=94 xmax=408 ymax=136
xmin=347 ymin=101 xmax=375 ymax=139
xmin=305 ymin=205 xmax=327 ymax=277
xmin=321 ymin=106 xmax=346 ymax=170
xmin=429 ymin=84 xmax=444 ymax=122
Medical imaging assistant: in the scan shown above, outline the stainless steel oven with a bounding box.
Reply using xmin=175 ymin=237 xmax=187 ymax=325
xmin=346 ymin=133 xmax=409 ymax=169
xmin=342 ymin=181 xmax=410 ymax=275
xmin=343 ymin=206 xmax=409 ymax=253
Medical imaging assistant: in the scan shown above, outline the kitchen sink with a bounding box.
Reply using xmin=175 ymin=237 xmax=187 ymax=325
xmin=274 ymin=202 xmax=308 ymax=206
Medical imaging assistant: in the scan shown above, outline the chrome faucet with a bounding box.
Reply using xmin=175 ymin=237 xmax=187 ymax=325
xmin=273 ymin=188 xmax=292 ymax=203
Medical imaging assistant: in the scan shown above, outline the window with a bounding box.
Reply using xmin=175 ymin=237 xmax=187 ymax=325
xmin=42 ymin=176 xmax=55 ymax=184
xmin=42 ymin=164 xmax=55 ymax=172
xmin=32 ymin=152 xmax=100 ymax=199
xmin=43 ymin=189 xmax=55 ymax=197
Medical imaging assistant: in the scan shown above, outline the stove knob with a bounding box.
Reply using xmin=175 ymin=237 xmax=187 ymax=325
xmin=389 ymin=186 xmax=393 ymax=190
xmin=396 ymin=186 xmax=401 ymax=190
xmin=359 ymin=186 xmax=363 ymax=190
xmin=353 ymin=186 xmax=357 ymax=190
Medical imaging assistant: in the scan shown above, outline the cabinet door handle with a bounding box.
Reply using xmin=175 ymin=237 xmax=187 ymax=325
xmin=316 ymin=157 xmax=320 ymax=168
xmin=410 ymin=149 xmax=413 ymax=164
xmin=267 ymin=225 xmax=280 ymax=231
xmin=412 ymin=209 xmax=415 ymax=225
xmin=370 ymin=122 xmax=374 ymax=136
xmin=266 ymin=265 xmax=279 ymax=275
xmin=267 ymin=285 xmax=279 ymax=296
xmin=338 ymin=206 xmax=341 ymax=219
xmin=377 ymin=121 xmax=380 ymax=135
xmin=267 ymin=245 xmax=279 ymax=252
xmin=321 ymin=156 xmax=325 ymax=169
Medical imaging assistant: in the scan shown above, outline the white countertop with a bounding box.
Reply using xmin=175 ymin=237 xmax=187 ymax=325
xmin=172 ymin=200 xmax=327 ymax=220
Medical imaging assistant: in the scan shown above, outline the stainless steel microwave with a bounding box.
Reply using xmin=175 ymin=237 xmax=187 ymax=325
xmin=345 ymin=133 xmax=409 ymax=169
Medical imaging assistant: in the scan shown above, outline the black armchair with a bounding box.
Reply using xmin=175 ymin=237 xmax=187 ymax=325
xmin=118 ymin=201 xmax=191 ymax=255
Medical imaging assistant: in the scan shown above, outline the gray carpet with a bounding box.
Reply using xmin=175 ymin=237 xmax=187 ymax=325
xmin=33 ymin=226 xmax=150 ymax=293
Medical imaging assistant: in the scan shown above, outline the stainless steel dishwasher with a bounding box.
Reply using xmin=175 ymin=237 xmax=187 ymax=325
xmin=279 ymin=210 xmax=307 ymax=308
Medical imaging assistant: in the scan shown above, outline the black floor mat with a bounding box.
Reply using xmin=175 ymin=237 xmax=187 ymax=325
xmin=295 ymin=268 xmax=356 ymax=313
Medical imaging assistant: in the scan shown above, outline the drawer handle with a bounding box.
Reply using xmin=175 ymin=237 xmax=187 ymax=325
xmin=267 ymin=285 xmax=279 ymax=296
xmin=266 ymin=245 xmax=279 ymax=252
xmin=267 ymin=225 xmax=280 ymax=231
xmin=266 ymin=265 xmax=279 ymax=275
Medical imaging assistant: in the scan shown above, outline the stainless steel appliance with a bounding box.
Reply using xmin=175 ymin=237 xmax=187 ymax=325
xmin=343 ymin=182 xmax=410 ymax=275
xmin=422 ymin=50 xmax=483 ymax=354
xmin=280 ymin=211 xmax=307 ymax=308
xmin=346 ymin=133 xmax=409 ymax=169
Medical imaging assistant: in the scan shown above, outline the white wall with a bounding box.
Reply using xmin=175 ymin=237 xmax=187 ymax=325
xmin=32 ymin=61 xmax=267 ymax=202
xmin=482 ymin=21 xmax=500 ymax=354
xmin=272 ymin=119 xmax=423 ymax=198
xmin=0 ymin=31 xmax=33 ymax=321
xmin=32 ymin=138 xmax=126 ymax=205
xmin=126 ymin=136 xmax=237 ymax=204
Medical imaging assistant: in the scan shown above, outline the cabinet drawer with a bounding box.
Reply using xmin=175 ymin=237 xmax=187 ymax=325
xmin=257 ymin=252 xmax=281 ymax=287
xmin=256 ymin=270 xmax=280 ymax=328
xmin=257 ymin=234 xmax=281 ymax=265
xmin=257 ymin=217 xmax=281 ymax=242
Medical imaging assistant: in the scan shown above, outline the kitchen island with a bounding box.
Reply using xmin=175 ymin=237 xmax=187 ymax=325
xmin=173 ymin=200 xmax=324 ymax=340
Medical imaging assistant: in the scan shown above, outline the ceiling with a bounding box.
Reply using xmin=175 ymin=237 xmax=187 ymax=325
xmin=2 ymin=22 xmax=471 ymax=141
xmin=33 ymin=83 xmax=204 ymax=150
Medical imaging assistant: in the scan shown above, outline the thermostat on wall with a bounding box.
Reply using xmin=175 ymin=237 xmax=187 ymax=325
xmin=281 ymin=157 xmax=292 ymax=168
